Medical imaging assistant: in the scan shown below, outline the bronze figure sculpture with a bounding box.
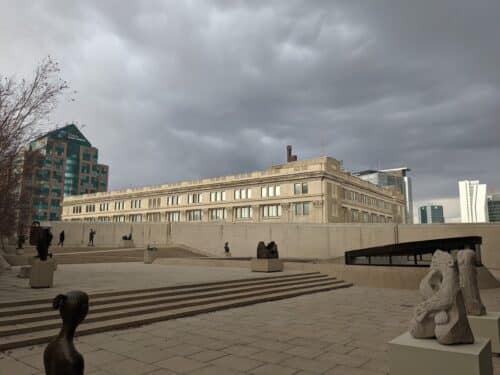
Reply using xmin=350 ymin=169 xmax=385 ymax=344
xmin=44 ymin=291 xmax=89 ymax=375
xmin=256 ymin=241 xmax=279 ymax=259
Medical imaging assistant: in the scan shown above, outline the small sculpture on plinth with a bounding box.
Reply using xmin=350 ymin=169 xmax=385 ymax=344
xmin=410 ymin=250 xmax=474 ymax=345
xmin=256 ymin=241 xmax=279 ymax=259
xmin=457 ymin=249 xmax=486 ymax=316
xmin=44 ymin=291 xmax=89 ymax=375
xmin=30 ymin=221 xmax=53 ymax=261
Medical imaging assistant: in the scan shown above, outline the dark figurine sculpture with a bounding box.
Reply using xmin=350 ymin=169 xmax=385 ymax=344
xmin=224 ymin=242 xmax=230 ymax=254
xmin=30 ymin=222 xmax=53 ymax=261
xmin=256 ymin=241 xmax=279 ymax=259
xmin=44 ymin=291 xmax=89 ymax=375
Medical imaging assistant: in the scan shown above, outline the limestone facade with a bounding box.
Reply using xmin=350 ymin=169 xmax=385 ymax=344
xmin=61 ymin=156 xmax=405 ymax=224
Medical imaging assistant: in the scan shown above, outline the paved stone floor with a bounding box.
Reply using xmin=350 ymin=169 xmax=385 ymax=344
xmin=1 ymin=285 xmax=500 ymax=374
xmin=0 ymin=263 xmax=301 ymax=302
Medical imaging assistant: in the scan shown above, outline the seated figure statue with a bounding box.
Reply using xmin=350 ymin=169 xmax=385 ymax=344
xmin=457 ymin=249 xmax=486 ymax=316
xmin=409 ymin=250 xmax=474 ymax=345
xmin=256 ymin=241 xmax=279 ymax=259
xmin=44 ymin=291 xmax=89 ymax=375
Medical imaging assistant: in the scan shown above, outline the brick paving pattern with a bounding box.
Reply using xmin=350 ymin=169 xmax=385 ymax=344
xmin=2 ymin=285 xmax=500 ymax=374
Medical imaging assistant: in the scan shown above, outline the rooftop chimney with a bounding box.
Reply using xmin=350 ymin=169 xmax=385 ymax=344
xmin=286 ymin=145 xmax=298 ymax=162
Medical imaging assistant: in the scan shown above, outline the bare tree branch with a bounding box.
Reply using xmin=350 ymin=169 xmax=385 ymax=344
xmin=0 ymin=57 xmax=68 ymax=249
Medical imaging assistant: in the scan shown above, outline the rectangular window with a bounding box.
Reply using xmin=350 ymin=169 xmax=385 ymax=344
xmin=188 ymin=193 xmax=201 ymax=204
xmin=294 ymin=202 xmax=311 ymax=216
xmin=167 ymin=195 xmax=179 ymax=206
xmin=294 ymin=183 xmax=308 ymax=195
xmin=235 ymin=206 xmax=252 ymax=219
xmin=351 ymin=209 xmax=359 ymax=222
xmin=261 ymin=185 xmax=280 ymax=198
xmin=166 ymin=211 xmax=180 ymax=222
xmin=262 ymin=204 xmax=282 ymax=218
xmin=244 ymin=189 xmax=251 ymax=199
xmin=209 ymin=208 xmax=226 ymax=221
xmin=210 ymin=191 xmax=226 ymax=202
xmin=187 ymin=210 xmax=202 ymax=221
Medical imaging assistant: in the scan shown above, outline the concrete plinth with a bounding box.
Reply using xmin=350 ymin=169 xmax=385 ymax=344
xmin=469 ymin=312 xmax=500 ymax=354
xmin=389 ymin=332 xmax=492 ymax=375
xmin=121 ymin=239 xmax=135 ymax=248
xmin=144 ymin=250 xmax=157 ymax=264
xmin=251 ymin=258 xmax=283 ymax=272
xmin=17 ymin=266 xmax=31 ymax=279
xmin=29 ymin=258 xmax=56 ymax=288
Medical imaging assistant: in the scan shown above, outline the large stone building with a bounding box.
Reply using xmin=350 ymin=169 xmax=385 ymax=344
xmin=62 ymin=156 xmax=405 ymax=224
xmin=18 ymin=124 xmax=108 ymax=227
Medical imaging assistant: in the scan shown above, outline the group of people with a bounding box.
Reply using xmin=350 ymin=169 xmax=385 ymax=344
xmin=19 ymin=228 xmax=97 ymax=249
xmin=59 ymin=229 xmax=96 ymax=246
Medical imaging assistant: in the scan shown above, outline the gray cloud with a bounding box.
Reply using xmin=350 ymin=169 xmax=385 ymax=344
xmin=1 ymin=0 xmax=499 ymax=220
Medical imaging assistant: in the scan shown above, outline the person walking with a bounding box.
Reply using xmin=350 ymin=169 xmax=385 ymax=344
xmin=88 ymin=229 xmax=96 ymax=247
xmin=58 ymin=230 xmax=65 ymax=247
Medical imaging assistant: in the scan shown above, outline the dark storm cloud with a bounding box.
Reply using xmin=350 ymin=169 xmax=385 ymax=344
xmin=1 ymin=0 xmax=499 ymax=220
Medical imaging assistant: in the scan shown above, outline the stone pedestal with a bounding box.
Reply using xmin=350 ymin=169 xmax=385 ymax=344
xmin=17 ymin=266 xmax=31 ymax=278
xmin=225 ymin=252 xmax=232 ymax=257
xmin=144 ymin=250 xmax=157 ymax=264
xmin=251 ymin=258 xmax=283 ymax=272
xmin=121 ymin=239 xmax=135 ymax=248
xmin=29 ymin=258 xmax=56 ymax=288
xmin=389 ymin=332 xmax=492 ymax=375
xmin=469 ymin=313 xmax=500 ymax=354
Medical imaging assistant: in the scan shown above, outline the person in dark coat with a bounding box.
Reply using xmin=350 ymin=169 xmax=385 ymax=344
xmin=88 ymin=229 xmax=96 ymax=246
xmin=58 ymin=230 xmax=65 ymax=247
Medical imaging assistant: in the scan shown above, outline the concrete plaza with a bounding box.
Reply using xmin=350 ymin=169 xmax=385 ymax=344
xmin=1 ymin=262 xmax=500 ymax=374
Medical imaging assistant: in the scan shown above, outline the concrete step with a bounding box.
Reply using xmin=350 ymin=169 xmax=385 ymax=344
xmin=0 ymin=274 xmax=329 ymax=324
xmin=0 ymin=280 xmax=352 ymax=351
xmin=0 ymin=278 xmax=341 ymax=337
xmin=0 ymin=272 xmax=321 ymax=310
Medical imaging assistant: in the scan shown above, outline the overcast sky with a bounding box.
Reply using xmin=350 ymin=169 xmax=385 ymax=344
xmin=1 ymin=1 xmax=499 ymax=221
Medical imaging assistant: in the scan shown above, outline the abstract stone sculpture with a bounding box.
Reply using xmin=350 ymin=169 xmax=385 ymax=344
xmin=257 ymin=241 xmax=279 ymax=259
xmin=410 ymin=250 xmax=474 ymax=345
xmin=44 ymin=291 xmax=89 ymax=375
xmin=457 ymin=249 xmax=486 ymax=316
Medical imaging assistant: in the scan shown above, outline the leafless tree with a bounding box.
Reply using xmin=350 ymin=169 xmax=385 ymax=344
xmin=0 ymin=57 xmax=67 ymax=250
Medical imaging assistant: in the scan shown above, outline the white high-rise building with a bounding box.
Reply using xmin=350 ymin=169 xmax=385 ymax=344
xmin=459 ymin=180 xmax=489 ymax=223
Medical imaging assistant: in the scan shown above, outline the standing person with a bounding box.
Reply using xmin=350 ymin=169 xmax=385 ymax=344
xmin=88 ymin=229 xmax=96 ymax=247
xmin=58 ymin=230 xmax=65 ymax=247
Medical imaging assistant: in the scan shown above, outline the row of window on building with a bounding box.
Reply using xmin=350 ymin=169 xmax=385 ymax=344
xmin=350 ymin=209 xmax=392 ymax=223
xmin=70 ymin=183 xmax=311 ymax=214
xmin=71 ymin=202 xmax=313 ymax=223
xmin=344 ymin=189 xmax=392 ymax=210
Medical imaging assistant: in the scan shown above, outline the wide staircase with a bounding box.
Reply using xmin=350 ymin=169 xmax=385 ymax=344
xmin=0 ymin=272 xmax=352 ymax=350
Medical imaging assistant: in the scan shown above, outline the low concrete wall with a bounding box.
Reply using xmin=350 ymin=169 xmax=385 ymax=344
xmin=45 ymin=222 xmax=500 ymax=269
xmin=49 ymin=222 xmax=170 ymax=248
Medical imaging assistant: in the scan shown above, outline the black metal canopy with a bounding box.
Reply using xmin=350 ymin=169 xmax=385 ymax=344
xmin=345 ymin=236 xmax=482 ymax=266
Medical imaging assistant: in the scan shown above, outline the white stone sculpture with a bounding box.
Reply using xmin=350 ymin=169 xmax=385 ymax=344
xmin=457 ymin=249 xmax=486 ymax=316
xmin=410 ymin=250 xmax=474 ymax=345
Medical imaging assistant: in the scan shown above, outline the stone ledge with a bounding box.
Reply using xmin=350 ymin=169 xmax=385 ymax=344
xmin=251 ymin=258 xmax=283 ymax=272
xmin=469 ymin=312 xmax=500 ymax=354
xmin=388 ymin=332 xmax=492 ymax=375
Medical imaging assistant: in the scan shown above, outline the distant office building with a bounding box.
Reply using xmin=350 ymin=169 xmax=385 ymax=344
xmin=459 ymin=180 xmax=488 ymax=223
xmin=419 ymin=204 xmax=445 ymax=224
xmin=18 ymin=124 xmax=108 ymax=228
xmin=354 ymin=167 xmax=413 ymax=224
xmin=488 ymin=194 xmax=500 ymax=223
